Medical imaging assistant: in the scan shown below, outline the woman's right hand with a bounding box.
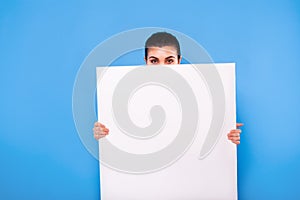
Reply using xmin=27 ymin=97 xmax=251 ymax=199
xmin=93 ymin=122 xmax=109 ymax=140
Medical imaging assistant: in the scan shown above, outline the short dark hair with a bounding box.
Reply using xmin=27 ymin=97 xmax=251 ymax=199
xmin=145 ymin=32 xmax=181 ymax=59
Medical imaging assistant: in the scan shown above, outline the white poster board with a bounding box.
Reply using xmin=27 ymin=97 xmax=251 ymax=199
xmin=96 ymin=63 xmax=237 ymax=200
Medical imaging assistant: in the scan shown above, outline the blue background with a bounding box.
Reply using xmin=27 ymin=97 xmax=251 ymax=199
xmin=1 ymin=0 xmax=300 ymax=199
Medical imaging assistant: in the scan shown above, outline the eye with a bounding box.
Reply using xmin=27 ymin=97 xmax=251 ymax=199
xmin=166 ymin=59 xmax=174 ymax=64
xmin=150 ymin=59 xmax=158 ymax=64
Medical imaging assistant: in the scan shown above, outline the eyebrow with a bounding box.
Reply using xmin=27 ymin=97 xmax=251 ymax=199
xmin=165 ymin=56 xmax=175 ymax=59
xmin=148 ymin=56 xmax=176 ymax=59
xmin=148 ymin=56 xmax=158 ymax=59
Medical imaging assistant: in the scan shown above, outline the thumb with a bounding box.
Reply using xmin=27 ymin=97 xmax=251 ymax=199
xmin=236 ymin=123 xmax=244 ymax=128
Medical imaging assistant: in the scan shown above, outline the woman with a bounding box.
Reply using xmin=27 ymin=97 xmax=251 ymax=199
xmin=93 ymin=32 xmax=243 ymax=144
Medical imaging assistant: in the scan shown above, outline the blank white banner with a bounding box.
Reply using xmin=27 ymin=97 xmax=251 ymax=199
xmin=96 ymin=63 xmax=237 ymax=200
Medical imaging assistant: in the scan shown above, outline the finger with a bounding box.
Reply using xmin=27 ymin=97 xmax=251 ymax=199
xmin=229 ymin=137 xmax=240 ymax=144
xmin=236 ymin=123 xmax=244 ymax=128
xmin=96 ymin=127 xmax=108 ymax=132
xmin=228 ymin=135 xmax=240 ymax=139
xmin=94 ymin=122 xmax=102 ymax=127
xmin=94 ymin=122 xmax=105 ymax=128
xmin=94 ymin=132 xmax=107 ymax=138
xmin=229 ymin=134 xmax=240 ymax=138
xmin=101 ymin=130 xmax=109 ymax=135
xmin=101 ymin=128 xmax=109 ymax=134
xmin=228 ymin=134 xmax=240 ymax=138
xmin=100 ymin=127 xmax=110 ymax=133
xmin=228 ymin=137 xmax=240 ymax=142
xmin=96 ymin=133 xmax=107 ymax=137
xmin=94 ymin=122 xmax=100 ymax=127
xmin=93 ymin=127 xmax=102 ymax=133
xmin=103 ymin=128 xmax=110 ymax=132
xmin=230 ymin=129 xmax=242 ymax=133
xmin=227 ymin=131 xmax=241 ymax=136
xmin=233 ymin=141 xmax=240 ymax=145
xmin=94 ymin=135 xmax=106 ymax=140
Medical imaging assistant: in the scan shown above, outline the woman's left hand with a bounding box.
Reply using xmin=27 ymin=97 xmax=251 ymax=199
xmin=227 ymin=123 xmax=244 ymax=145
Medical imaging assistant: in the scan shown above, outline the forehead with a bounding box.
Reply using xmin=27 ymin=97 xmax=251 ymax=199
xmin=147 ymin=46 xmax=178 ymax=57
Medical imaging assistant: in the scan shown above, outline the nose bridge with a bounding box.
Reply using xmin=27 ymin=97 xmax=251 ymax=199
xmin=156 ymin=56 xmax=164 ymax=65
